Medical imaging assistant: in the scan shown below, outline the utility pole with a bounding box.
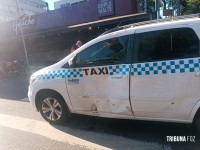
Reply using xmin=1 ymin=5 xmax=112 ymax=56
xmin=155 ymin=0 xmax=160 ymax=19
xmin=15 ymin=0 xmax=29 ymax=67
xmin=177 ymin=0 xmax=180 ymax=16
xmin=144 ymin=0 xmax=147 ymax=13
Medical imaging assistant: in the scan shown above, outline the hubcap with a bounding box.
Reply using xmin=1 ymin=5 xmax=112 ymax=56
xmin=42 ymin=98 xmax=62 ymax=121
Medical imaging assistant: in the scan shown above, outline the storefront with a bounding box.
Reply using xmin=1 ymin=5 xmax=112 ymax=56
xmin=0 ymin=0 xmax=150 ymax=65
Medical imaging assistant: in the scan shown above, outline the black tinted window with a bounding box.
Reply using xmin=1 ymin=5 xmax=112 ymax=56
xmin=136 ymin=28 xmax=199 ymax=63
xmin=75 ymin=36 xmax=129 ymax=66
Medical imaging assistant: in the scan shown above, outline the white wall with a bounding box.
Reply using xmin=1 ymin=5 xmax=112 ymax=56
xmin=0 ymin=0 xmax=48 ymax=23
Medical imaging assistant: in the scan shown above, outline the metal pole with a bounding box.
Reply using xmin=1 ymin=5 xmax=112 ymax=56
xmin=144 ymin=0 xmax=147 ymax=13
xmin=155 ymin=0 xmax=160 ymax=19
xmin=15 ymin=0 xmax=29 ymax=67
xmin=177 ymin=0 xmax=180 ymax=16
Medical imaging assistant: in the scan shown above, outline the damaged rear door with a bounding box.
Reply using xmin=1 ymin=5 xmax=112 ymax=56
xmin=66 ymin=35 xmax=133 ymax=115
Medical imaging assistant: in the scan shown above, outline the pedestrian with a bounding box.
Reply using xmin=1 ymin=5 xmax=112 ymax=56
xmin=71 ymin=40 xmax=82 ymax=53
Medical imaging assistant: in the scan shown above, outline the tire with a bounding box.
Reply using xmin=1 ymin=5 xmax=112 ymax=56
xmin=38 ymin=93 xmax=71 ymax=124
xmin=14 ymin=66 xmax=25 ymax=76
xmin=195 ymin=112 xmax=200 ymax=134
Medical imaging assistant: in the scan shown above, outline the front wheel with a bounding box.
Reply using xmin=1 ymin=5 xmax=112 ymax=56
xmin=38 ymin=93 xmax=71 ymax=124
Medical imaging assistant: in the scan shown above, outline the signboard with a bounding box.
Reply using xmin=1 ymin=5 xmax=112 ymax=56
xmin=98 ymin=0 xmax=115 ymax=17
xmin=0 ymin=0 xmax=137 ymax=39
xmin=163 ymin=9 xmax=173 ymax=16
xmin=13 ymin=15 xmax=35 ymax=35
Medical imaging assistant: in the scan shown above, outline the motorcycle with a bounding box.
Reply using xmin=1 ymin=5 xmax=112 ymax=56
xmin=1 ymin=59 xmax=27 ymax=76
xmin=12 ymin=59 xmax=27 ymax=76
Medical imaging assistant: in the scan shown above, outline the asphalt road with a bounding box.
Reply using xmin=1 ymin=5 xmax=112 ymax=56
xmin=0 ymin=76 xmax=200 ymax=150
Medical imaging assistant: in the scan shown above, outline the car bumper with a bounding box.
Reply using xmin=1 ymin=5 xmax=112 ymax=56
xmin=28 ymin=83 xmax=37 ymax=109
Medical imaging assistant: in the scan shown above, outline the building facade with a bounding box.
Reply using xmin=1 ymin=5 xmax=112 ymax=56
xmin=0 ymin=0 xmax=48 ymax=23
xmin=0 ymin=0 xmax=148 ymax=64
xmin=54 ymin=0 xmax=86 ymax=9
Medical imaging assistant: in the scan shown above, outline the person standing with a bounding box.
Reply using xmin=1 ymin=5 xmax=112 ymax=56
xmin=71 ymin=40 xmax=82 ymax=53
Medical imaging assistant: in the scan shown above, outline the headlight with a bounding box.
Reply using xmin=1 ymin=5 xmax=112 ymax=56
xmin=30 ymin=75 xmax=39 ymax=84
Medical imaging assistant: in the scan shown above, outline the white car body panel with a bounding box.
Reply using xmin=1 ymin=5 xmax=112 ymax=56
xmin=66 ymin=64 xmax=132 ymax=115
xmin=130 ymin=58 xmax=200 ymax=120
xmin=130 ymin=23 xmax=200 ymax=120
xmin=28 ymin=63 xmax=75 ymax=113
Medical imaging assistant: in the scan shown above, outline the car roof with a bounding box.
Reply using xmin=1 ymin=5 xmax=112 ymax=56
xmin=101 ymin=13 xmax=200 ymax=36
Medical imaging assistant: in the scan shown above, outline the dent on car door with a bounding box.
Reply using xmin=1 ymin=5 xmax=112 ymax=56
xmin=65 ymin=35 xmax=133 ymax=115
xmin=130 ymin=27 xmax=200 ymax=120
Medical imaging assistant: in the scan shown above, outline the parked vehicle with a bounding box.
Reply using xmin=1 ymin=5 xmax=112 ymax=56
xmin=12 ymin=59 xmax=27 ymax=76
xmin=1 ymin=61 xmax=14 ymax=74
xmin=0 ymin=61 xmax=6 ymax=74
xmin=28 ymin=14 xmax=200 ymax=133
xmin=0 ymin=59 xmax=27 ymax=76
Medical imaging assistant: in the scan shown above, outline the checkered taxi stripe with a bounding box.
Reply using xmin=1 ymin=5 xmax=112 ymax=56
xmin=38 ymin=58 xmax=200 ymax=80
xmin=132 ymin=58 xmax=200 ymax=76
xmin=38 ymin=68 xmax=83 ymax=80
xmin=108 ymin=65 xmax=130 ymax=76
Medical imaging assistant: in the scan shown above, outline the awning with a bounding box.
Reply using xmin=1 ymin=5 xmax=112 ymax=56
xmin=0 ymin=13 xmax=149 ymax=42
xmin=68 ymin=13 xmax=149 ymax=29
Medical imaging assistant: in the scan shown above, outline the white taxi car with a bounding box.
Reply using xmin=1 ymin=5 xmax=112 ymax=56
xmin=28 ymin=14 xmax=200 ymax=133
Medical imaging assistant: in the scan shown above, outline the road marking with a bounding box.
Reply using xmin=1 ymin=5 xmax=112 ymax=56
xmin=0 ymin=113 xmax=111 ymax=150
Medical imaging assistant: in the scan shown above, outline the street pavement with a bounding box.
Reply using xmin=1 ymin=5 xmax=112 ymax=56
xmin=0 ymin=76 xmax=200 ymax=150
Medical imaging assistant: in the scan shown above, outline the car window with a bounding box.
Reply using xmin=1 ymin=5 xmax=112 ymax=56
xmin=75 ymin=36 xmax=129 ymax=67
xmin=136 ymin=28 xmax=199 ymax=63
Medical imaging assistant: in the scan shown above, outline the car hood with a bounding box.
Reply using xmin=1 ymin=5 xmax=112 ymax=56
xmin=31 ymin=62 xmax=63 ymax=77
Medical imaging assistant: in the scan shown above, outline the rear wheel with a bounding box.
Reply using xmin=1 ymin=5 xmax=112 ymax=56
xmin=38 ymin=93 xmax=71 ymax=124
xmin=14 ymin=65 xmax=26 ymax=76
xmin=196 ymin=113 xmax=200 ymax=134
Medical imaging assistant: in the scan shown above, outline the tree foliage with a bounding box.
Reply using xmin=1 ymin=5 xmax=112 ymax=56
xmin=138 ymin=0 xmax=199 ymax=16
xmin=181 ymin=0 xmax=200 ymax=15
xmin=138 ymin=0 xmax=155 ymax=13
xmin=163 ymin=0 xmax=199 ymax=14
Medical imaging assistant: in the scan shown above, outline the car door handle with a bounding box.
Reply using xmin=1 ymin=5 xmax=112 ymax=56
xmin=195 ymin=71 xmax=200 ymax=77
xmin=109 ymin=74 xmax=123 ymax=79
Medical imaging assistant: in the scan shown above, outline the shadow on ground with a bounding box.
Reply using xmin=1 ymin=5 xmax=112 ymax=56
xmin=0 ymin=76 xmax=199 ymax=149
xmin=52 ymin=115 xmax=200 ymax=150
xmin=0 ymin=75 xmax=29 ymax=100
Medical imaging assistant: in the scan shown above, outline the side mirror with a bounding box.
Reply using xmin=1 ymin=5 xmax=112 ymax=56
xmin=68 ymin=56 xmax=77 ymax=67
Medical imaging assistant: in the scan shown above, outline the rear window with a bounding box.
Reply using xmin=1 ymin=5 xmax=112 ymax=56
xmin=136 ymin=28 xmax=200 ymax=63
